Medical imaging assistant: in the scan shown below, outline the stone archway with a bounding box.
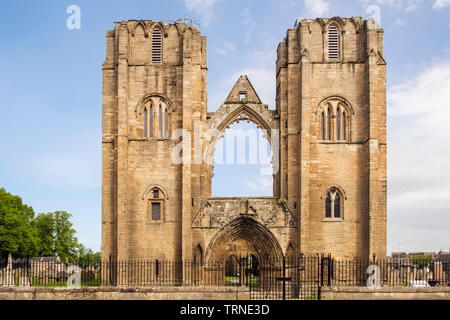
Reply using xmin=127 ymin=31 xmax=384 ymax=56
xmin=204 ymin=104 xmax=277 ymax=166
xmin=205 ymin=216 xmax=284 ymax=265
xmin=202 ymin=75 xmax=280 ymax=198
xmin=203 ymin=75 xmax=279 ymax=166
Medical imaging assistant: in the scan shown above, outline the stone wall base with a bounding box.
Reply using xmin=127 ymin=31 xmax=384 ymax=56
xmin=0 ymin=286 xmax=250 ymax=300
xmin=321 ymin=286 xmax=450 ymax=300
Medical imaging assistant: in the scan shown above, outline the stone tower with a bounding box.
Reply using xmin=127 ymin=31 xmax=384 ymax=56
xmin=102 ymin=20 xmax=207 ymax=261
xmin=276 ymin=17 xmax=387 ymax=257
xmin=102 ymin=17 xmax=386 ymax=263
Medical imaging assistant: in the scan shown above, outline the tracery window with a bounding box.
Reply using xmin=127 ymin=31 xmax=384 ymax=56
xmin=325 ymin=188 xmax=342 ymax=219
xmin=142 ymin=99 xmax=170 ymax=139
xmin=319 ymin=97 xmax=352 ymax=142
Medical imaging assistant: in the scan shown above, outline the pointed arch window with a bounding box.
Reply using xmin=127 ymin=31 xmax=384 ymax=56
xmin=334 ymin=193 xmax=341 ymax=218
xmin=325 ymin=194 xmax=332 ymax=218
xmin=144 ymin=108 xmax=148 ymax=138
xmin=321 ymin=111 xmax=326 ymax=140
xmin=320 ymin=106 xmax=332 ymax=141
xmin=328 ymin=24 xmax=339 ymax=61
xmin=149 ymin=104 xmax=154 ymax=138
xmin=164 ymin=108 xmax=169 ymax=138
xmin=152 ymin=27 xmax=162 ymax=64
xmin=336 ymin=103 xmax=348 ymax=141
xmin=158 ymin=105 xmax=162 ymax=138
xmin=336 ymin=105 xmax=341 ymax=140
xmin=324 ymin=188 xmax=343 ymax=220
xmin=141 ymin=98 xmax=171 ymax=140
xmin=318 ymin=97 xmax=352 ymax=143
xmin=327 ymin=106 xmax=331 ymax=140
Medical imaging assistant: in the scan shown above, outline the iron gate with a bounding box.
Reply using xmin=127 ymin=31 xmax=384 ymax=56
xmin=248 ymin=254 xmax=333 ymax=300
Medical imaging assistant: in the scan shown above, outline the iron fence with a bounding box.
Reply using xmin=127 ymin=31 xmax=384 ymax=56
xmin=328 ymin=256 xmax=450 ymax=287
xmin=248 ymin=255 xmax=320 ymax=300
xmin=0 ymin=254 xmax=448 ymax=300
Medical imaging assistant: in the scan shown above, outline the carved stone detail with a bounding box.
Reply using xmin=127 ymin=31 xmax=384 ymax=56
xmin=192 ymin=197 xmax=296 ymax=229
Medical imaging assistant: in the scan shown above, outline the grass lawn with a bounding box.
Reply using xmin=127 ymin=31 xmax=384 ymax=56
xmin=225 ymin=275 xmax=259 ymax=288
xmin=225 ymin=276 xmax=240 ymax=285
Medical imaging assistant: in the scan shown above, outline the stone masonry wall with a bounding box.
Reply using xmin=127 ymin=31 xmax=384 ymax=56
xmin=0 ymin=286 xmax=249 ymax=300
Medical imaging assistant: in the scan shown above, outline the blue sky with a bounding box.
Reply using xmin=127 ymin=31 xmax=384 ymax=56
xmin=0 ymin=0 xmax=449 ymax=254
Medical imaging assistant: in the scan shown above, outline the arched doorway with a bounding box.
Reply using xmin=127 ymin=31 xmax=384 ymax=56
xmin=205 ymin=216 xmax=283 ymax=287
xmin=206 ymin=217 xmax=283 ymax=264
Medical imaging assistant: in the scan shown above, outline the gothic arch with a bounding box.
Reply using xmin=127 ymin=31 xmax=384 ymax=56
xmin=135 ymin=93 xmax=175 ymax=116
xmin=312 ymin=17 xmax=345 ymax=33
xmin=204 ymin=104 xmax=277 ymax=165
xmin=147 ymin=21 xmax=168 ymax=37
xmin=130 ymin=20 xmax=148 ymax=37
xmin=217 ymin=105 xmax=272 ymax=138
xmin=286 ymin=243 xmax=295 ymax=257
xmin=316 ymin=96 xmax=355 ymax=116
xmin=320 ymin=184 xmax=347 ymax=200
xmin=326 ymin=17 xmax=346 ymax=30
xmin=142 ymin=184 xmax=169 ymax=200
xmin=323 ymin=185 xmax=346 ymax=220
xmin=349 ymin=17 xmax=362 ymax=33
xmin=169 ymin=23 xmax=183 ymax=36
xmin=205 ymin=216 xmax=283 ymax=265
xmin=313 ymin=18 xmax=326 ymax=33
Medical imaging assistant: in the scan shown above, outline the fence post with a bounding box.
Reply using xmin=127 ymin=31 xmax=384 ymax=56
xmin=108 ymin=255 xmax=112 ymax=286
xmin=320 ymin=254 xmax=324 ymax=287
xmin=282 ymin=254 xmax=286 ymax=300
xmin=317 ymin=254 xmax=321 ymax=300
xmin=239 ymin=255 xmax=243 ymax=287
xmin=27 ymin=257 xmax=31 ymax=286
xmin=328 ymin=254 xmax=332 ymax=286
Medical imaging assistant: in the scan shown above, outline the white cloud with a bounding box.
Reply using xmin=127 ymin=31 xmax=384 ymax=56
xmin=360 ymin=0 xmax=425 ymax=11
xmin=304 ymin=0 xmax=330 ymax=17
xmin=213 ymin=41 xmax=236 ymax=55
xmin=183 ymin=0 xmax=222 ymax=27
xmin=405 ymin=3 xmax=418 ymax=11
xmin=240 ymin=7 xmax=256 ymax=45
xmin=360 ymin=0 xmax=402 ymax=8
xmin=244 ymin=177 xmax=272 ymax=194
xmin=390 ymin=18 xmax=408 ymax=29
xmin=387 ymin=57 xmax=450 ymax=253
xmin=433 ymin=0 xmax=450 ymax=9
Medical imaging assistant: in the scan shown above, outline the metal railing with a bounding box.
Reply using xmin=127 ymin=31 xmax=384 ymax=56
xmin=0 ymin=254 xmax=448 ymax=296
xmin=328 ymin=256 xmax=450 ymax=287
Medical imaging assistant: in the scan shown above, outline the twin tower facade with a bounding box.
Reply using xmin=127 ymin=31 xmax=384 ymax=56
xmin=102 ymin=17 xmax=387 ymax=263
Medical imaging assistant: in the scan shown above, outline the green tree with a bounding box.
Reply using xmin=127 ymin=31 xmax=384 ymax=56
xmin=413 ymin=255 xmax=432 ymax=265
xmin=0 ymin=188 xmax=96 ymax=261
xmin=77 ymin=243 xmax=101 ymax=262
xmin=34 ymin=212 xmax=55 ymax=256
xmin=53 ymin=211 xmax=80 ymax=262
xmin=35 ymin=211 xmax=81 ymax=262
xmin=0 ymin=188 xmax=39 ymax=257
